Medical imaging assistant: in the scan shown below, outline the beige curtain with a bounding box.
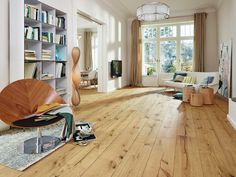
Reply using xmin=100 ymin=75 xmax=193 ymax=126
xmin=130 ymin=19 xmax=142 ymax=86
xmin=193 ymin=12 xmax=207 ymax=72
xmin=84 ymin=31 xmax=93 ymax=71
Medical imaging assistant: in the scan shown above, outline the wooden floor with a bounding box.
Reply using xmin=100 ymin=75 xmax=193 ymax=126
xmin=1 ymin=87 xmax=236 ymax=177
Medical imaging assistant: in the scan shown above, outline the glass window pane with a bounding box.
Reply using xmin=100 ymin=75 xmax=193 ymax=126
xmin=160 ymin=41 xmax=177 ymax=73
xmin=142 ymin=27 xmax=158 ymax=39
xmin=180 ymin=40 xmax=193 ymax=71
xmin=160 ymin=26 xmax=177 ymax=38
xmin=143 ymin=42 xmax=157 ymax=75
xmin=180 ymin=24 xmax=194 ymax=37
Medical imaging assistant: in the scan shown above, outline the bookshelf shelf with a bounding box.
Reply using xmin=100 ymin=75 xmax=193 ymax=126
xmin=25 ymin=38 xmax=41 ymax=43
xmin=42 ymin=22 xmax=56 ymax=28
xmin=10 ymin=0 xmax=68 ymax=99
xmin=24 ymin=17 xmax=40 ymax=25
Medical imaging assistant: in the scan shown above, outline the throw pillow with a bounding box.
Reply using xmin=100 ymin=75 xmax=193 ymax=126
xmin=183 ymin=76 xmax=196 ymax=84
xmin=200 ymin=76 xmax=215 ymax=85
xmin=174 ymin=75 xmax=185 ymax=82
xmin=173 ymin=72 xmax=187 ymax=81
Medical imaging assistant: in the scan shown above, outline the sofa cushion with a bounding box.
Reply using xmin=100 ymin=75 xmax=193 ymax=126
xmin=183 ymin=76 xmax=196 ymax=84
xmin=200 ymin=76 xmax=215 ymax=85
xmin=174 ymin=75 xmax=185 ymax=82
xmin=173 ymin=72 xmax=187 ymax=80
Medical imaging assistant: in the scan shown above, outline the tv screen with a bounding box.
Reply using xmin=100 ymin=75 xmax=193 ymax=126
xmin=111 ymin=60 xmax=122 ymax=78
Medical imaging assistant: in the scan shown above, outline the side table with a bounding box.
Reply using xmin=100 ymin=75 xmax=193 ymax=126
xmin=190 ymin=93 xmax=203 ymax=107
xmin=199 ymin=87 xmax=214 ymax=105
xmin=183 ymin=86 xmax=195 ymax=102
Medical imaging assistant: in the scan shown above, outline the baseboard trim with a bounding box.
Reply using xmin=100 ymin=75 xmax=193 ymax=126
xmin=227 ymin=114 xmax=236 ymax=130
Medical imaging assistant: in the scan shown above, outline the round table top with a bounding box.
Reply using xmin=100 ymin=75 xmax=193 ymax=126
xmin=12 ymin=114 xmax=64 ymax=128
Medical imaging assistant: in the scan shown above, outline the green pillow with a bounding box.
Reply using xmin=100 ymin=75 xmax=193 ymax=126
xmin=173 ymin=92 xmax=183 ymax=100
xmin=173 ymin=72 xmax=187 ymax=81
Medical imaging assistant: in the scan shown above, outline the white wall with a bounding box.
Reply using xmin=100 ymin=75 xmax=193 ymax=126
xmin=0 ymin=0 xmax=10 ymax=130
xmin=77 ymin=30 xmax=85 ymax=71
xmin=217 ymin=0 xmax=236 ymax=128
xmin=0 ymin=0 xmax=9 ymax=90
xmin=205 ymin=12 xmax=218 ymax=72
xmin=217 ymin=0 xmax=236 ymax=97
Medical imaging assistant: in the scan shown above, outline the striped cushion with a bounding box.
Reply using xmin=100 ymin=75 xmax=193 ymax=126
xmin=183 ymin=76 xmax=196 ymax=84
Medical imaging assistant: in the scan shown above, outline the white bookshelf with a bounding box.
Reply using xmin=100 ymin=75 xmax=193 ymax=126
xmin=10 ymin=0 xmax=68 ymax=98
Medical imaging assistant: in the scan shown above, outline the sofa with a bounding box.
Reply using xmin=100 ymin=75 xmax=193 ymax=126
xmin=160 ymin=72 xmax=219 ymax=93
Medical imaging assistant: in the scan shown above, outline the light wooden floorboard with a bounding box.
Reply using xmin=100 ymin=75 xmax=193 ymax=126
xmin=0 ymin=87 xmax=236 ymax=177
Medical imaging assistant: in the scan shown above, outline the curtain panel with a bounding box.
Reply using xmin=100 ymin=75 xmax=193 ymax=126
xmin=193 ymin=12 xmax=207 ymax=72
xmin=130 ymin=19 xmax=142 ymax=86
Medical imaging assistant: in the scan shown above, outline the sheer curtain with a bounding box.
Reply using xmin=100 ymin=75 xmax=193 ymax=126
xmin=130 ymin=19 xmax=142 ymax=86
xmin=193 ymin=12 xmax=207 ymax=72
xmin=84 ymin=31 xmax=93 ymax=71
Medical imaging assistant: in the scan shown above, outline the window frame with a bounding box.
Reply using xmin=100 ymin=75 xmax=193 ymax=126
xmin=141 ymin=21 xmax=194 ymax=75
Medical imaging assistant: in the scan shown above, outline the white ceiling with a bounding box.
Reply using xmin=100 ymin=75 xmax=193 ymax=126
xmin=117 ymin=0 xmax=221 ymax=17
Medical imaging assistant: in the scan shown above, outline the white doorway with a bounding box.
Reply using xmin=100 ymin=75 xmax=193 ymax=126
xmin=77 ymin=11 xmax=104 ymax=92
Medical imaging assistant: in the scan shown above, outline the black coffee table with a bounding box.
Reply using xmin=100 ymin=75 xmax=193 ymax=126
xmin=12 ymin=114 xmax=64 ymax=154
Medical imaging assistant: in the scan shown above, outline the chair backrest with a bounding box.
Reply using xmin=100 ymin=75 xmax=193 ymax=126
xmin=0 ymin=79 xmax=65 ymax=125
xmin=88 ymin=70 xmax=97 ymax=79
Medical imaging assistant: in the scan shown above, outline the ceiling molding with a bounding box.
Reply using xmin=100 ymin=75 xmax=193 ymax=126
xmin=170 ymin=7 xmax=216 ymax=17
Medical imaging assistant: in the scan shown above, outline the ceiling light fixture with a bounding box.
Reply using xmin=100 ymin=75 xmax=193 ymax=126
xmin=137 ymin=2 xmax=170 ymax=21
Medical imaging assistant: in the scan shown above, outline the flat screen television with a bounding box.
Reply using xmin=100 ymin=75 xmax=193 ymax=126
xmin=111 ymin=60 xmax=122 ymax=78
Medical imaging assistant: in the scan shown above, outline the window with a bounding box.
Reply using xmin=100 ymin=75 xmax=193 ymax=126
xmin=142 ymin=22 xmax=194 ymax=75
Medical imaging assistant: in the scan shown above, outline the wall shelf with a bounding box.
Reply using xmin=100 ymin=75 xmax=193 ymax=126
xmin=10 ymin=0 xmax=68 ymax=99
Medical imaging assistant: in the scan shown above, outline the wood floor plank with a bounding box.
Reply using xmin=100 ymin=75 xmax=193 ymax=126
xmin=0 ymin=88 xmax=236 ymax=177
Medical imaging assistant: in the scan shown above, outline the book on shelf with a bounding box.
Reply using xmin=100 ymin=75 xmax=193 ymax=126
xmin=25 ymin=63 xmax=36 ymax=79
xmin=25 ymin=50 xmax=36 ymax=60
xmin=42 ymin=49 xmax=52 ymax=60
xmin=41 ymin=73 xmax=54 ymax=80
xmin=24 ymin=62 xmax=40 ymax=79
xmin=56 ymin=17 xmax=65 ymax=29
xmin=55 ymin=63 xmax=66 ymax=78
xmin=55 ymin=34 xmax=66 ymax=45
xmin=42 ymin=32 xmax=54 ymax=43
xmin=24 ymin=4 xmax=40 ymax=21
xmin=25 ymin=26 xmax=40 ymax=40
xmin=42 ymin=11 xmax=55 ymax=25
xmin=56 ymin=88 xmax=67 ymax=95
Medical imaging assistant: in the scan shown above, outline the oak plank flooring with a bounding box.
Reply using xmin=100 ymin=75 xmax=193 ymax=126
xmin=0 ymin=87 xmax=236 ymax=177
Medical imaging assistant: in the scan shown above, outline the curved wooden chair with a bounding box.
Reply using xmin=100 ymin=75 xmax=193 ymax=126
xmin=0 ymin=79 xmax=65 ymax=126
xmin=0 ymin=79 xmax=68 ymax=154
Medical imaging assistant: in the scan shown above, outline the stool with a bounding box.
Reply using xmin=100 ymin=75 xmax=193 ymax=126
xmin=190 ymin=93 xmax=203 ymax=107
xmin=183 ymin=86 xmax=195 ymax=102
xmin=199 ymin=87 xmax=214 ymax=105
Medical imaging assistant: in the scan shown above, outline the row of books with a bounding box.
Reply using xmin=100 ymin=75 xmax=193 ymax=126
xmin=55 ymin=63 xmax=66 ymax=78
xmin=42 ymin=32 xmax=54 ymax=43
xmin=24 ymin=4 xmax=40 ymax=20
xmin=25 ymin=50 xmax=36 ymax=60
xmin=55 ymin=35 xmax=66 ymax=45
xmin=25 ymin=26 xmax=40 ymax=40
xmin=42 ymin=50 xmax=52 ymax=60
xmin=42 ymin=11 xmax=54 ymax=25
xmin=56 ymin=88 xmax=67 ymax=95
xmin=24 ymin=63 xmax=40 ymax=79
xmin=56 ymin=17 xmax=66 ymax=29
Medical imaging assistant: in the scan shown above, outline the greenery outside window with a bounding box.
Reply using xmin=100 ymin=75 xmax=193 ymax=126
xmin=142 ymin=22 xmax=194 ymax=75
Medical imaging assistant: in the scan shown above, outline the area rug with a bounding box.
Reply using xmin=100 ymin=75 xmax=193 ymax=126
xmin=0 ymin=120 xmax=65 ymax=171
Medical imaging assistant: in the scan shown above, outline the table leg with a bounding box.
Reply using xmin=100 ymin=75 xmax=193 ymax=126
xmin=36 ymin=128 xmax=42 ymax=153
